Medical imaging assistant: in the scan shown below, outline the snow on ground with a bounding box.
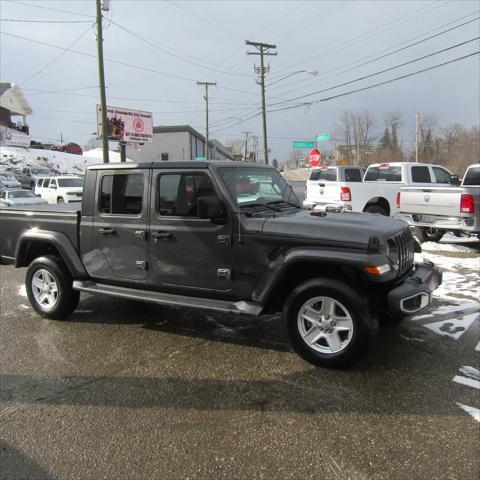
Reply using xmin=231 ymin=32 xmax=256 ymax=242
xmin=0 ymin=146 xmax=131 ymax=175
xmin=418 ymin=249 xmax=480 ymax=304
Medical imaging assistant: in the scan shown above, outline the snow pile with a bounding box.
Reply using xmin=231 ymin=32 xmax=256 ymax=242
xmin=0 ymin=146 xmax=131 ymax=175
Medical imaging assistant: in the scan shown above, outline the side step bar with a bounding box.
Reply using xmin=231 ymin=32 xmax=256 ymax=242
xmin=73 ymin=280 xmax=263 ymax=316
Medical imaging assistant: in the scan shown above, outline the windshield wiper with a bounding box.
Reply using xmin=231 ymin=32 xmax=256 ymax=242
xmin=266 ymin=200 xmax=300 ymax=209
xmin=239 ymin=203 xmax=280 ymax=216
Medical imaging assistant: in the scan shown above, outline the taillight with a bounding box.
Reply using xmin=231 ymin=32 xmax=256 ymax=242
xmin=340 ymin=186 xmax=351 ymax=202
xmin=396 ymin=192 xmax=401 ymax=209
xmin=460 ymin=194 xmax=475 ymax=213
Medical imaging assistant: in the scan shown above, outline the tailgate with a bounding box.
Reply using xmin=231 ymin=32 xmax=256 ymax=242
xmin=401 ymin=187 xmax=461 ymax=216
xmin=306 ymin=181 xmax=341 ymax=204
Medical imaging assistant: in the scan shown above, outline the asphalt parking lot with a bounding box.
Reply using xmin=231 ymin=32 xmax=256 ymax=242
xmin=0 ymin=236 xmax=479 ymax=480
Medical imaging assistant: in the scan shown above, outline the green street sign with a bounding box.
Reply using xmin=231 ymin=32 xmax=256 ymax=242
xmin=316 ymin=133 xmax=330 ymax=141
xmin=292 ymin=141 xmax=315 ymax=149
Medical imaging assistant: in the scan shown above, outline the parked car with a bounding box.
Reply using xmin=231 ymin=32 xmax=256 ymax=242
xmin=397 ymin=164 xmax=480 ymax=242
xmin=35 ymin=175 xmax=84 ymax=204
xmin=0 ymin=188 xmax=48 ymax=207
xmin=303 ymin=165 xmax=365 ymax=210
xmin=0 ymin=172 xmax=22 ymax=189
xmin=305 ymin=162 xmax=454 ymax=216
xmin=0 ymin=161 xmax=442 ymax=368
xmin=16 ymin=167 xmax=52 ymax=189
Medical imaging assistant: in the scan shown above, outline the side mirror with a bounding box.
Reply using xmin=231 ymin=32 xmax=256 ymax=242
xmin=449 ymin=175 xmax=460 ymax=186
xmin=51 ymin=185 xmax=57 ymax=189
xmin=197 ymin=196 xmax=224 ymax=220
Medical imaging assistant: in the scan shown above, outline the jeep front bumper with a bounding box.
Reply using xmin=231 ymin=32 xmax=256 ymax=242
xmin=387 ymin=261 xmax=442 ymax=316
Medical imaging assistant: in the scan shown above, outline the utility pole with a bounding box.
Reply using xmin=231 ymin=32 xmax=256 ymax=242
xmin=197 ymin=81 xmax=216 ymax=160
xmin=246 ymin=40 xmax=277 ymax=165
xmin=242 ymin=131 xmax=251 ymax=162
xmin=415 ymin=112 xmax=420 ymax=163
xmin=96 ymin=0 xmax=109 ymax=163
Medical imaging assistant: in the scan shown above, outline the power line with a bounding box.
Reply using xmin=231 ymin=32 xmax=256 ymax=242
xmin=166 ymin=0 xmax=244 ymax=41
xmin=0 ymin=18 xmax=93 ymax=23
xmin=210 ymin=51 xmax=479 ymax=134
xmin=18 ymin=25 xmax=94 ymax=86
xmin=268 ymin=12 xmax=479 ymax=96
xmin=271 ymin=51 xmax=480 ymax=112
xmin=269 ymin=37 xmax=480 ymax=107
xmin=1 ymin=30 xmax=199 ymax=83
xmin=274 ymin=0 xmax=450 ymax=76
xmin=109 ymin=19 xmax=251 ymax=78
xmin=22 ymin=87 xmax=257 ymax=106
xmin=4 ymin=0 xmax=96 ymax=19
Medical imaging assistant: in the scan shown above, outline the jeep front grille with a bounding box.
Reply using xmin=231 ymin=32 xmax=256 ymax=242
xmin=393 ymin=228 xmax=415 ymax=277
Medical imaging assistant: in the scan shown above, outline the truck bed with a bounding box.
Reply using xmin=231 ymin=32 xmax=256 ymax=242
xmin=0 ymin=204 xmax=81 ymax=262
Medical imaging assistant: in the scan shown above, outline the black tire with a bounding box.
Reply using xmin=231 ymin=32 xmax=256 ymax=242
xmin=57 ymin=197 xmax=65 ymax=204
xmin=365 ymin=205 xmax=387 ymax=216
xmin=414 ymin=227 xmax=444 ymax=243
xmin=283 ymin=278 xmax=374 ymax=368
xmin=26 ymin=255 xmax=80 ymax=320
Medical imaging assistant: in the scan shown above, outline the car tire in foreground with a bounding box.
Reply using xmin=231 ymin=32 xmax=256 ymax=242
xmin=26 ymin=255 xmax=80 ymax=319
xmin=284 ymin=277 xmax=373 ymax=368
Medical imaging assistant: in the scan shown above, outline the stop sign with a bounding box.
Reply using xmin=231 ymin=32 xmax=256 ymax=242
xmin=309 ymin=148 xmax=321 ymax=167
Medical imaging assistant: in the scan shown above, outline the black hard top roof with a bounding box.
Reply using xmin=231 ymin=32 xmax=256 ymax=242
xmin=87 ymin=161 xmax=274 ymax=170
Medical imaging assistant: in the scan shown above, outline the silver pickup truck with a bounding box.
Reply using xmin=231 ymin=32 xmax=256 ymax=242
xmin=397 ymin=164 xmax=480 ymax=242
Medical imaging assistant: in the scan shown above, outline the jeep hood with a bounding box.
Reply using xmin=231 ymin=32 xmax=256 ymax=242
xmin=260 ymin=210 xmax=407 ymax=246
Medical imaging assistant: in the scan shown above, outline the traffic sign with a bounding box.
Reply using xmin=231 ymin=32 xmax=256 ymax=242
xmin=316 ymin=133 xmax=330 ymax=141
xmin=309 ymin=148 xmax=321 ymax=167
xmin=292 ymin=141 xmax=315 ymax=149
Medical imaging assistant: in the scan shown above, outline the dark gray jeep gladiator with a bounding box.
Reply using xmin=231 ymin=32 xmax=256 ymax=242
xmin=0 ymin=161 xmax=442 ymax=367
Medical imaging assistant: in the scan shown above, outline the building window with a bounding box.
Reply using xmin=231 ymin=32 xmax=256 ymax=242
xmin=161 ymin=153 xmax=169 ymax=161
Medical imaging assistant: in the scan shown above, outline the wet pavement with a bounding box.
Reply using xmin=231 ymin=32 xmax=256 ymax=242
xmin=0 ymin=238 xmax=479 ymax=480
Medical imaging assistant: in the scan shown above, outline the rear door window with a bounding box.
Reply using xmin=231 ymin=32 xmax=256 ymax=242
xmin=309 ymin=168 xmax=337 ymax=181
xmin=344 ymin=168 xmax=362 ymax=182
xmin=99 ymin=173 xmax=144 ymax=215
xmin=364 ymin=166 xmax=402 ymax=182
xmin=432 ymin=167 xmax=452 ymax=184
xmin=411 ymin=166 xmax=431 ymax=183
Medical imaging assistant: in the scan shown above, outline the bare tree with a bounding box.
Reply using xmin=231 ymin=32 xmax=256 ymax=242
xmin=352 ymin=110 xmax=377 ymax=164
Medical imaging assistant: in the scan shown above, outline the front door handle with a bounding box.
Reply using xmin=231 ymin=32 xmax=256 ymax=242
xmin=152 ymin=231 xmax=172 ymax=243
xmin=98 ymin=227 xmax=116 ymax=235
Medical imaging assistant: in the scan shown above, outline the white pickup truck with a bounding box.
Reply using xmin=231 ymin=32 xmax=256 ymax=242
xmin=396 ymin=164 xmax=480 ymax=242
xmin=35 ymin=175 xmax=84 ymax=204
xmin=304 ymin=162 xmax=454 ymax=217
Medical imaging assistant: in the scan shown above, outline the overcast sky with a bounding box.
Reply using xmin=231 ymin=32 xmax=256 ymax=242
xmin=1 ymin=0 xmax=479 ymax=160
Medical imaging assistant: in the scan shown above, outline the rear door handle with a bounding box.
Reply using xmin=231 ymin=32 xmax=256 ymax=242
xmin=98 ymin=227 xmax=116 ymax=235
xmin=152 ymin=231 xmax=172 ymax=243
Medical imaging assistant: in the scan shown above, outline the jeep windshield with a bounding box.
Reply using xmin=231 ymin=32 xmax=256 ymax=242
xmin=218 ymin=166 xmax=300 ymax=214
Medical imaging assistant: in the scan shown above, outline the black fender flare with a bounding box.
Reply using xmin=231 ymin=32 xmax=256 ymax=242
xmin=252 ymin=247 xmax=374 ymax=305
xmin=15 ymin=229 xmax=88 ymax=279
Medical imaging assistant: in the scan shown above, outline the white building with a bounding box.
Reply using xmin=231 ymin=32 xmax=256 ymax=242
xmin=0 ymin=83 xmax=32 ymax=148
xmin=126 ymin=125 xmax=233 ymax=162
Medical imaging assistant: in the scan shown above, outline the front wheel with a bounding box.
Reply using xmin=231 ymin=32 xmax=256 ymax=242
xmin=26 ymin=255 xmax=80 ymax=319
xmin=284 ymin=278 xmax=373 ymax=368
xmin=414 ymin=227 xmax=444 ymax=243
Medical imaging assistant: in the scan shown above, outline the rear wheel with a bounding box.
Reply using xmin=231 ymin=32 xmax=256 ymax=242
xmin=26 ymin=255 xmax=80 ymax=319
xmin=284 ymin=278 xmax=373 ymax=368
xmin=414 ymin=227 xmax=444 ymax=243
xmin=365 ymin=205 xmax=387 ymax=216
